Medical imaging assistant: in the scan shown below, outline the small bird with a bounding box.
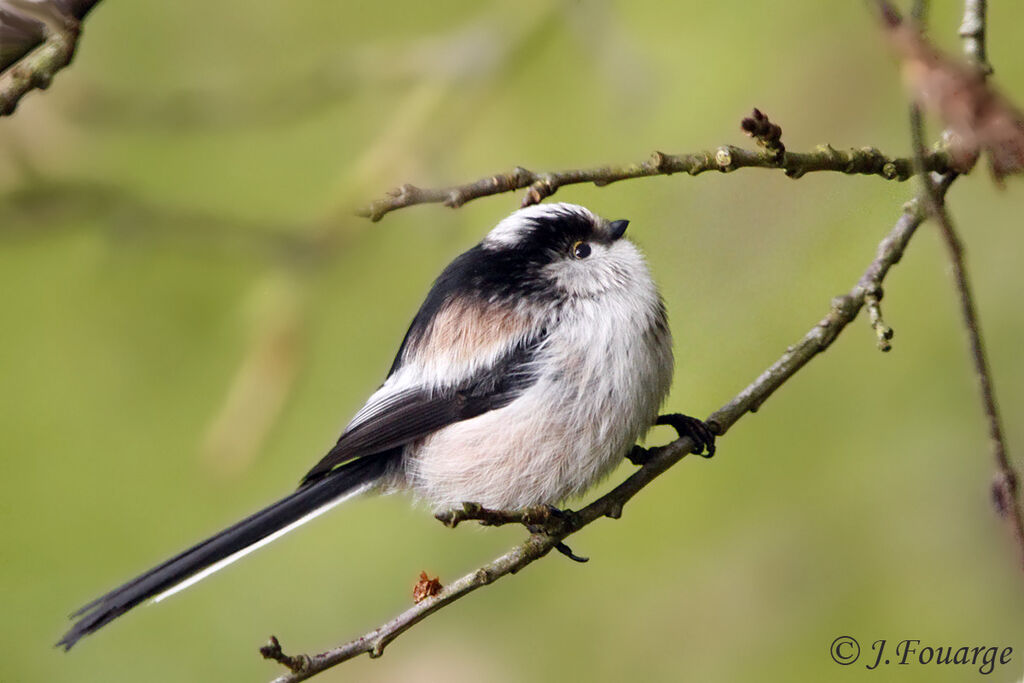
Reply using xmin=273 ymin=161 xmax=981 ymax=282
xmin=58 ymin=202 xmax=714 ymax=650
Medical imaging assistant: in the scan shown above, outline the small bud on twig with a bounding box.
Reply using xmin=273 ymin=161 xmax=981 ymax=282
xmin=741 ymin=108 xmax=786 ymax=160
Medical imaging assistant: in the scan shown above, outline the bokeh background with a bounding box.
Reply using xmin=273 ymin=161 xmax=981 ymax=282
xmin=3 ymin=1 xmax=1024 ymax=681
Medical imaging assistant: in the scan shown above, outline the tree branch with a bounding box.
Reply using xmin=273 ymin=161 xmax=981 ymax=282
xmin=903 ymin=0 xmax=1024 ymax=569
xmin=262 ymin=177 xmax=952 ymax=682
xmin=357 ymin=142 xmax=952 ymax=222
xmin=932 ymin=196 xmax=1024 ymax=568
xmin=0 ymin=18 xmax=78 ymax=115
xmin=0 ymin=0 xmax=106 ymax=117
xmin=0 ymin=0 xmax=103 ymax=116
xmin=959 ymin=0 xmax=991 ymax=74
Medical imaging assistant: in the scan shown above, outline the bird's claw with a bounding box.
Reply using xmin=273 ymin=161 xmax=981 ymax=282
xmin=656 ymin=413 xmax=717 ymax=457
xmin=628 ymin=414 xmax=717 ymax=464
xmin=554 ymin=541 xmax=589 ymax=563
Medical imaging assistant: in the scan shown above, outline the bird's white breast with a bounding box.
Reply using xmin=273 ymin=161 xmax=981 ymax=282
xmin=404 ymin=258 xmax=673 ymax=511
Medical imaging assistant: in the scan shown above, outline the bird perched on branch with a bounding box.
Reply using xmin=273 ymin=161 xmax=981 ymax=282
xmin=59 ymin=202 xmax=714 ymax=649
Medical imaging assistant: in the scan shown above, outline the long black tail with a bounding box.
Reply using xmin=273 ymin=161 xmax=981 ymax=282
xmin=58 ymin=457 xmax=387 ymax=650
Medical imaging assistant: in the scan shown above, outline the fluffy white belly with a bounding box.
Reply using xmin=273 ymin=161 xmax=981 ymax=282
xmin=404 ymin=295 xmax=673 ymax=510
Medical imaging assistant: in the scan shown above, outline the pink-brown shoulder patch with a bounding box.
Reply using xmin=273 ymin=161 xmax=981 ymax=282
xmin=411 ymin=298 xmax=532 ymax=367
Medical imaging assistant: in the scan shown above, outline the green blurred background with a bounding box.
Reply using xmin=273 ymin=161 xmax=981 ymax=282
xmin=3 ymin=1 xmax=1024 ymax=681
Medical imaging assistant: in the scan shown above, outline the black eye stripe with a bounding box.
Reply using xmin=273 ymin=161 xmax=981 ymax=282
xmin=525 ymin=211 xmax=596 ymax=252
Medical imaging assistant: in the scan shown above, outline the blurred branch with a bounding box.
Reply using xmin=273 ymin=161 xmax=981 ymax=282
xmin=2 ymin=5 xmax=561 ymax=481
xmin=0 ymin=3 xmax=562 ymax=487
xmin=38 ymin=0 xmax=564 ymax=136
xmin=0 ymin=0 xmax=90 ymax=69
xmin=199 ymin=272 xmax=307 ymax=478
xmin=959 ymin=0 xmax=990 ymax=74
xmin=61 ymin=6 xmax=551 ymax=131
xmin=916 ymin=165 xmax=1024 ymax=567
xmin=904 ymin=0 xmax=1024 ymax=569
xmin=0 ymin=178 xmax=326 ymax=259
xmin=192 ymin=4 xmax=563 ymax=475
xmin=0 ymin=18 xmax=77 ymax=115
xmin=0 ymin=0 xmax=100 ymax=115
xmin=358 ymin=139 xmax=952 ymax=222
xmin=877 ymin=0 xmax=1024 ymax=182
xmin=262 ymin=180 xmax=949 ymax=681
xmin=932 ymin=202 xmax=1024 ymax=568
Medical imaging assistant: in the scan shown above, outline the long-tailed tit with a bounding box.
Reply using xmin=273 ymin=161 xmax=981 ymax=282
xmin=59 ymin=202 xmax=715 ymax=649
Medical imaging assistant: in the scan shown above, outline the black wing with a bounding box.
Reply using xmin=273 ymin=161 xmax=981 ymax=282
xmin=300 ymin=330 xmax=546 ymax=484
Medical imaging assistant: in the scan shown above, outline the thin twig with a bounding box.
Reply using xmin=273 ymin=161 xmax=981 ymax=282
xmin=933 ymin=201 xmax=1024 ymax=567
xmin=914 ymin=172 xmax=1024 ymax=566
xmin=959 ymin=0 xmax=991 ymax=74
xmin=863 ymin=287 xmax=893 ymax=352
xmin=0 ymin=21 xmax=79 ymax=115
xmin=0 ymin=0 xmax=101 ymax=116
xmin=434 ymin=502 xmax=564 ymax=530
xmin=357 ymin=145 xmax=952 ymax=221
xmin=260 ymin=636 xmax=311 ymax=674
xmin=263 ymin=183 xmax=948 ymax=682
xmin=903 ymin=8 xmax=1024 ymax=567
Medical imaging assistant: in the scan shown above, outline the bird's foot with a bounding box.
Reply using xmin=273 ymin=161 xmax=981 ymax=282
xmin=628 ymin=413 xmax=718 ymax=465
xmin=657 ymin=413 xmax=717 ymax=457
xmin=531 ymin=507 xmax=587 ymax=562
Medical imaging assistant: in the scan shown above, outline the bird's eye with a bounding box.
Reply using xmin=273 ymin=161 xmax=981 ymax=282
xmin=572 ymin=241 xmax=592 ymax=259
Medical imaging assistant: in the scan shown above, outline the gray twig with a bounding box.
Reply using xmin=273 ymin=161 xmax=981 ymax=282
xmin=357 ymin=144 xmax=952 ymax=222
xmin=864 ymin=287 xmax=894 ymax=352
xmin=434 ymin=502 xmax=567 ymax=531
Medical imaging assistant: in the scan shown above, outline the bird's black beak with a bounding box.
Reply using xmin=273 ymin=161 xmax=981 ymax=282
xmin=608 ymin=219 xmax=629 ymax=240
